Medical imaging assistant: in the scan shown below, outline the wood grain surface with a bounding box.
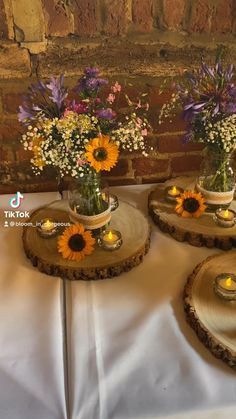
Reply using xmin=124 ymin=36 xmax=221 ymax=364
xmin=23 ymin=200 xmax=151 ymax=280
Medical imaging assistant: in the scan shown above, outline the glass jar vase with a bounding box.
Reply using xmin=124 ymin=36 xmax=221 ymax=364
xmin=68 ymin=171 xmax=111 ymax=234
xmin=196 ymin=147 xmax=235 ymax=211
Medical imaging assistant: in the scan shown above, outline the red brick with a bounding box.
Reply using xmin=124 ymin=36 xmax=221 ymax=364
xmin=105 ymin=178 xmax=137 ymax=186
xmin=109 ymin=84 xmax=144 ymax=108
xmin=211 ymin=0 xmax=233 ymax=33
xmin=103 ymin=0 xmax=129 ymax=35
xmin=189 ymin=0 xmax=213 ymax=33
xmin=3 ymin=93 xmax=23 ymax=113
xmin=171 ymin=154 xmax=203 ymax=173
xmin=0 ymin=44 xmax=31 ymax=78
xmin=42 ymin=0 xmax=72 ymax=37
xmin=104 ymin=158 xmax=129 ymax=177
xmin=132 ymin=0 xmax=153 ymax=32
xmin=158 ymin=134 xmax=204 ymax=153
xmin=73 ymin=0 xmax=98 ymax=36
xmin=133 ymin=157 xmax=169 ymax=176
xmin=145 ymin=134 xmax=158 ymax=151
xmin=147 ymin=86 xmax=173 ymax=108
xmin=0 ymin=145 xmax=9 ymax=161
xmin=15 ymin=148 xmax=32 ymax=162
xmin=155 ymin=113 xmax=187 ymax=134
xmin=0 ymin=122 xmax=22 ymax=143
xmin=0 ymin=0 xmax=8 ymax=39
xmin=163 ymin=0 xmax=186 ymax=30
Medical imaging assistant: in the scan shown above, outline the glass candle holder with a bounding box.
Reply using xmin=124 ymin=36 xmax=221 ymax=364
xmin=214 ymin=273 xmax=236 ymax=301
xmin=37 ymin=218 xmax=59 ymax=238
xmin=109 ymin=194 xmax=119 ymax=211
xmin=213 ymin=208 xmax=236 ymax=228
xmin=98 ymin=229 xmax=122 ymax=251
xmin=165 ymin=185 xmax=184 ymax=202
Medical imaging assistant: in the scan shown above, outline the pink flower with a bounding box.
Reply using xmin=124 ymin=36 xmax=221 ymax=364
xmin=141 ymin=128 xmax=148 ymax=136
xmin=111 ymin=81 xmax=121 ymax=93
xmin=64 ymin=100 xmax=88 ymax=116
xmin=136 ymin=117 xmax=142 ymax=128
xmin=63 ymin=109 xmax=71 ymax=117
xmin=107 ymin=93 xmax=116 ymax=104
xmin=76 ymin=157 xmax=86 ymax=167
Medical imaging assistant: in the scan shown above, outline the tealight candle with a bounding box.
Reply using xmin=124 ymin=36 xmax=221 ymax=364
xmin=214 ymin=273 xmax=236 ymax=300
xmin=98 ymin=229 xmax=122 ymax=251
xmin=165 ymin=185 xmax=184 ymax=202
xmin=37 ymin=218 xmax=59 ymax=238
xmin=214 ymin=208 xmax=236 ymax=228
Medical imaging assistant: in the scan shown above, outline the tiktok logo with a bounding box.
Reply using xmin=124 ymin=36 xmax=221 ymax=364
xmin=9 ymin=192 xmax=24 ymax=209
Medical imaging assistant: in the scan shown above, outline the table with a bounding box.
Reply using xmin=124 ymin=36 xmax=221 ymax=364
xmin=0 ymin=185 xmax=236 ymax=419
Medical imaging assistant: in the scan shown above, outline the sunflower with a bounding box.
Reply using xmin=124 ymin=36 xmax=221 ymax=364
xmin=85 ymin=135 xmax=119 ymax=172
xmin=58 ymin=223 xmax=95 ymax=261
xmin=175 ymin=190 xmax=206 ymax=218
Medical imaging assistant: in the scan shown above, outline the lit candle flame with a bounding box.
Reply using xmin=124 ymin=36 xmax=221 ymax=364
xmin=172 ymin=186 xmax=177 ymax=194
xmin=224 ymin=210 xmax=229 ymax=218
xmin=108 ymin=231 xmax=113 ymax=240
xmin=225 ymin=276 xmax=232 ymax=287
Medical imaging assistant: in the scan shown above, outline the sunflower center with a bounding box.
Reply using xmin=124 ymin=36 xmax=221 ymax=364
xmin=93 ymin=147 xmax=108 ymax=161
xmin=68 ymin=234 xmax=86 ymax=251
xmin=183 ymin=197 xmax=200 ymax=213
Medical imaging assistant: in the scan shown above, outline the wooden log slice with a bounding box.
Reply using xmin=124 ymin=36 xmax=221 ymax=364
xmin=22 ymin=200 xmax=151 ymax=281
xmin=184 ymin=251 xmax=236 ymax=369
xmin=148 ymin=177 xmax=236 ymax=250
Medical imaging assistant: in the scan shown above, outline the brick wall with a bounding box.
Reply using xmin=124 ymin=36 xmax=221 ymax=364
xmin=0 ymin=0 xmax=236 ymax=193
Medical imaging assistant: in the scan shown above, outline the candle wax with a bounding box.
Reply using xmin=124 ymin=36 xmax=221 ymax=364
xmin=103 ymin=231 xmax=118 ymax=242
xmin=217 ymin=209 xmax=234 ymax=221
xmin=41 ymin=219 xmax=54 ymax=231
xmin=218 ymin=276 xmax=236 ymax=291
xmin=168 ymin=186 xmax=180 ymax=196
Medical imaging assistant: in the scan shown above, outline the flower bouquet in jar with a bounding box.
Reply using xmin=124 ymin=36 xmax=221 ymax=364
xmin=159 ymin=54 xmax=236 ymax=209
xmin=19 ymin=67 xmax=151 ymax=230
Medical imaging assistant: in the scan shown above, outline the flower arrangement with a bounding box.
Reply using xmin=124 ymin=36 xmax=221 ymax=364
xmin=19 ymin=68 xmax=150 ymax=179
xmin=19 ymin=67 xmax=151 ymax=231
xmin=159 ymin=55 xmax=236 ymax=196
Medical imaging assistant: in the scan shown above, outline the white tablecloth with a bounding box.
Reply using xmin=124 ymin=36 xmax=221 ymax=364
xmin=0 ymin=185 xmax=236 ymax=419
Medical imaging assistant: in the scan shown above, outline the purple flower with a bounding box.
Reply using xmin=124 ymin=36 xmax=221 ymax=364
xmin=225 ymin=102 xmax=236 ymax=114
xmin=160 ymin=56 xmax=236 ymax=150
xmin=95 ymin=108 xmax=116 ymax=119
xmin=228 ymin=85 xmax=236 ymax=99
xmin=215 ymin=61 xmax=223 ymax=76
xmin=225 ymin=64 xmax=233 ymax=81
xmin=46 ymin=75 xmax=68 ymax=110
xmin=201 ymin=62 xmax=215 ymax=78
xmin=75 ymin=67 xmax=108 ymax=97
xmin=18 ymin=104 xmax=34 ymax=124
xmin=181 ymin=58 xmax=236 ymax=121
xmin=18 ymin=76 xmax=68 ymax=122
xmin=85 ymin=67 xmax=100 ymax=77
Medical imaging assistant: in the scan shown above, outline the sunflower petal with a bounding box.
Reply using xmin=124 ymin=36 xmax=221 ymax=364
xmin=57 ymin=223 xmax=95 ymax=261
